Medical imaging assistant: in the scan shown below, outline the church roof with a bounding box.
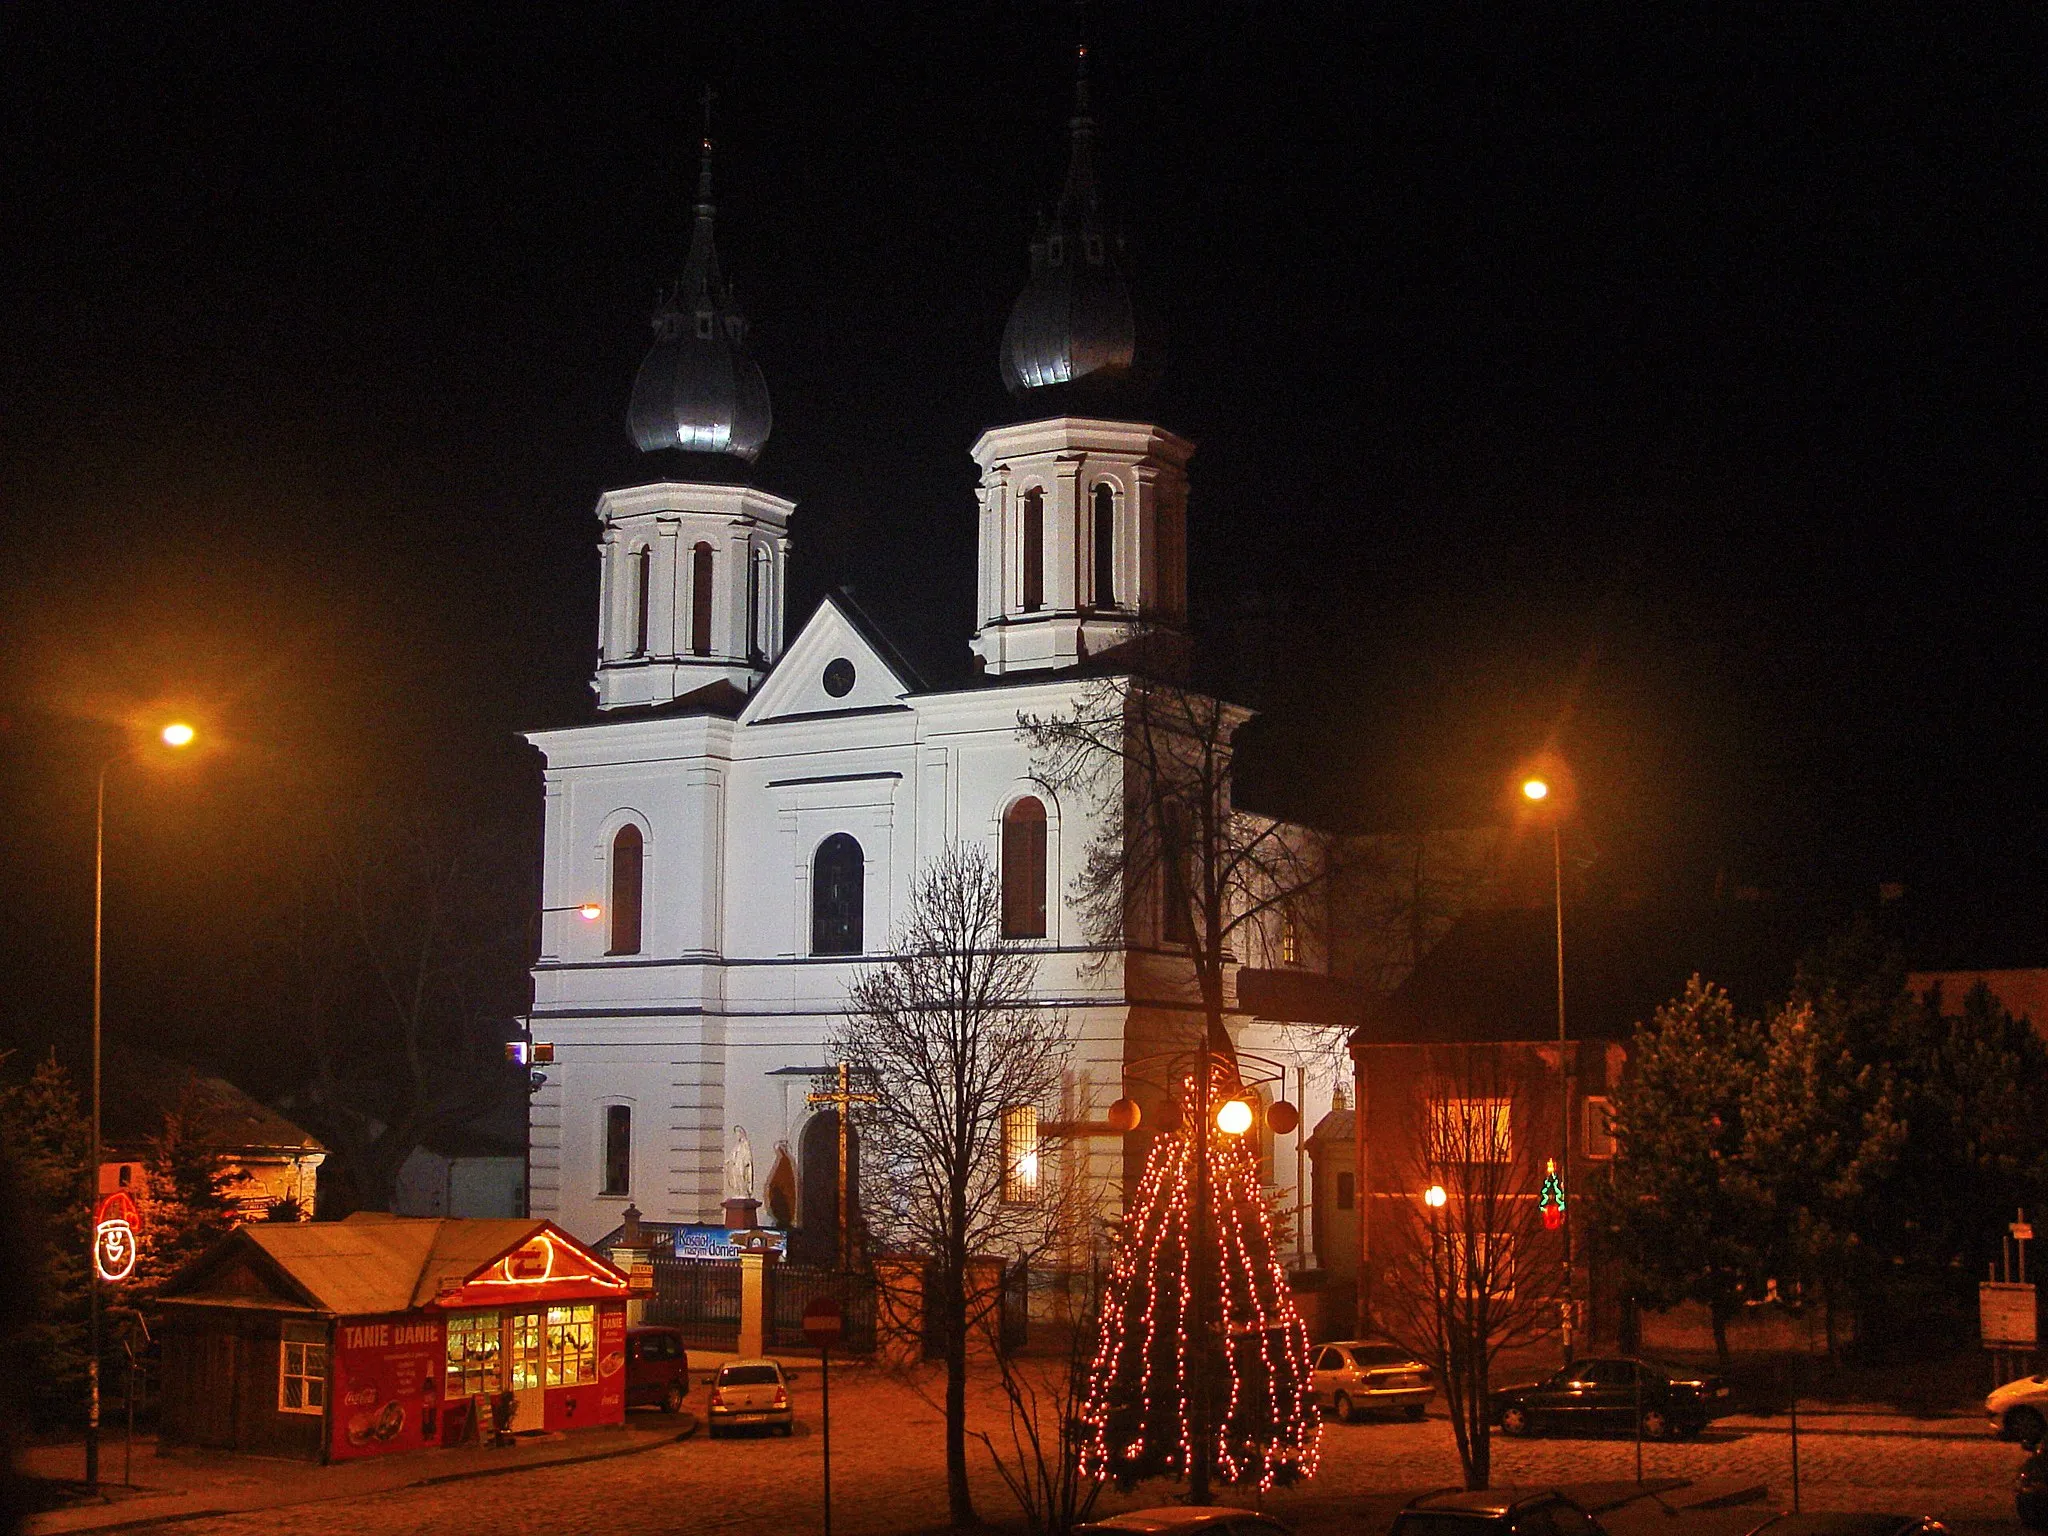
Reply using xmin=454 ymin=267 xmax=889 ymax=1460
xmin=626 ymin=118 xmax=773 ymax=461
xmin=999 ymin=42 xmax=1165 ymax=411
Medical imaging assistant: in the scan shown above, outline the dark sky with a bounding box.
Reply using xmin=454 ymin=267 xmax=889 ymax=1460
xmin=1 ymin=3 xmax=2041 ymax=1081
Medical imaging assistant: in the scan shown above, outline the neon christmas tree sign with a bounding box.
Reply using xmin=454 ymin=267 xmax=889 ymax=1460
xmin=1539 ymin=1158 xmax=1566 ymax=1232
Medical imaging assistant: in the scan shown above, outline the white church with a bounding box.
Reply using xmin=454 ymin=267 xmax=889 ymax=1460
xmin=522 ymin=71 xmax=1344 ymax=1264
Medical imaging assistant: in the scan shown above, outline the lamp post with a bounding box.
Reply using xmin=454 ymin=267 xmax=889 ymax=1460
xmin=1521 ymin=774 xmax=1573 ymax=1362
xmin=87 ymin=721 xmax=197 ymax=1491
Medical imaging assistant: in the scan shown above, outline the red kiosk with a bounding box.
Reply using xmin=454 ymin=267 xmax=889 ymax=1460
xmin=158 ymin=1213 xmax=629 ymax=1461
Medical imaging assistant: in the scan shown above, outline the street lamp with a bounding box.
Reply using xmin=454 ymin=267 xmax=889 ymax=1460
xmin=1519 ymin=767 xmax=1573 ymax=1362
xmin=88 ymin=721 xmax=197 ymax=1491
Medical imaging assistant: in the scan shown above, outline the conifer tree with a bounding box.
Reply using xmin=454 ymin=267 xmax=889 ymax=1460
xmin=129 ymin=1105 xmax=238 ymax=1300
xmin=0 ymin=1052 xmax=92 ymax=1427
xmin=1589 ymin=976 xmax=1767 ymax=1365
xmin=1079 ymin=1071 xmax=1319 ymax=1494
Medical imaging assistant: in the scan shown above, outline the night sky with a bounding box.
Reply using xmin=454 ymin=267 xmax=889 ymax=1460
xmin=2 ymin=4 xmax=2040 ymax=1086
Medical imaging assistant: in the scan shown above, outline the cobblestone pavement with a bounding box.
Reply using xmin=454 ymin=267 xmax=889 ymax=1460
xmin=164 ymin=1365 xmax=2027 ymax=1536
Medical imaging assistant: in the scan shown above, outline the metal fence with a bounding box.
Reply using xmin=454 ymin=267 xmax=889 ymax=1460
xmin=645 ymin=1257 xmax=744 ymax=1346
xmin=644 ymin=1255 xmax=1021 ymax=1358
xmin=769 ymin=1263 xmax=878 ymax=1353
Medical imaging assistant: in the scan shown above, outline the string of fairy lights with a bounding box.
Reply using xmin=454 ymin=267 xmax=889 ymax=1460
xmin=1078 ymin=1065 xmax=1322 ymax=1492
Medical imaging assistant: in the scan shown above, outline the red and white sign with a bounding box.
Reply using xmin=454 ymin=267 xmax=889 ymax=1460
xmin=94 ymin=1192 xmax=141 ymax=1283
xmin=330 ymin=1313 xmax=446 ymax=1460
xmin=802 ymin=1296 xmax=844 ymax=1347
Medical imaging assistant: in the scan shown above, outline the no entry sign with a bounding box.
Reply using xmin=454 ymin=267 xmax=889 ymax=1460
xmin=802 ymin=1296 xmax=843 ymax=1347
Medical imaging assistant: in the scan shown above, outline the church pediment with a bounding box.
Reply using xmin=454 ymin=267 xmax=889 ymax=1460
xmin=740 ymin=591 xmax=918 ymax=725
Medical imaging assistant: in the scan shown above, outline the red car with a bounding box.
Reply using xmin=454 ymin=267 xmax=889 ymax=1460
xmin=624 ymin=1326 xmax=691 ymax=1414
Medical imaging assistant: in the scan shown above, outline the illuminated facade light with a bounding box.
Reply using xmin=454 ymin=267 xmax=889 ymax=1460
xmin=1424 ymin=1184 xmax=1448 ymax=1208
xmin=578 ymin=902 xmax=602 ymax=921
xmin=1522 ymin=777 xmax=1549 ymax=802
xmin=1215 ymin=1098 xmax=1254 ymax=1136
xmin=161 ymin=722 xmax=196 ymax=748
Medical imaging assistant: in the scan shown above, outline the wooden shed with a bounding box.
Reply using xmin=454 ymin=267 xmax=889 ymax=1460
xmin=158 ymin=1213 xmax=629 ymax=1461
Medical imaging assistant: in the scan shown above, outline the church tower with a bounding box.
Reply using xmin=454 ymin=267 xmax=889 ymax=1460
xmin=972 ymin=43 xmax=1192 ymax=678
xmin=595 ymin=119 xmax=792 ymax=710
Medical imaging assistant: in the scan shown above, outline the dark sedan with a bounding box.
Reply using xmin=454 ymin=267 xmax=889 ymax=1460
xmin=1389 ymin=1487 xmax=1610 ymax=1536
xmin=1490 ymin=1356 xmax=1731 ymax=1439
xmin=1739 ymin=1515 xmax=1946 ymax=1536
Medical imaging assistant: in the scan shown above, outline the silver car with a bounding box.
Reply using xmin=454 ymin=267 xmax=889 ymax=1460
xmin=1310 ymin=1339 xmax=1433 ymax=1422
xmin=706 ymin=1356 xmax=794 ymax=1437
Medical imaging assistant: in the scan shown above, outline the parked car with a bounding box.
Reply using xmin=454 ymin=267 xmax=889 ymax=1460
xmin=1489 ymin=1356 xmax=1731 ymax=1439
xmin=1078 ymin=1509 xmax=1290 ymax=1535
xmin=1737 ymin=1515 xmax=1947 ymax=1536
xmin=1388 ymin=1486 xmax=1609 ymax=1536
xmin=1988 ymin=1373 xmax=2048 ymax=1444
xmin=707 ymin=1356 xmax=794 ymax=1437
xmin=623 ymin=1325 xmax=691 ymax=1414
xmin=1309 ymin=1338 xmax=1433 ymax=1422
xmin=2018 ymin=1443 xmax=2048 ymax=1532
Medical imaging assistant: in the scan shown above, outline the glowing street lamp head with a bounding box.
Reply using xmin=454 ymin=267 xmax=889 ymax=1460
xmin=160 ymin=722 xmax=196 ymax=749
xmin=1423 ymin=1183 xmax=1448 ymax=1208
xmin=578 ymin=902 xmax=602 ymax=921
xmin=1215 ymin=1098 xmax=1254 ymax=1137
xmin=1521 ymin=777 xmax=1549 ymax=803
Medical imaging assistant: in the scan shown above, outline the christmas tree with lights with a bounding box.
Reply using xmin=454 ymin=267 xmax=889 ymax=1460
xmin=1079 ymin=1068 xmax=1321 ymax=1492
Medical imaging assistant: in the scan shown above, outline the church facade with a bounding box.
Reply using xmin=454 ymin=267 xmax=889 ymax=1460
xmin=523 ymin=70 xmax=1342 ymax=1262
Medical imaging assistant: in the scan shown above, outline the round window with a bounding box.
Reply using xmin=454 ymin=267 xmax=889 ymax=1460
xmin=822 ymin=658 xmax=856 ymax=698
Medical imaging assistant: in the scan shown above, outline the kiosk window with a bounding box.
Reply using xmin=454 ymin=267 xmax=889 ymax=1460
xmin=445 ymin=1311 xmax=501 ymax=1398
xmin=545 ymin=1303 xmax=598 ymax=1386
xmin=279 ymin=1320 xmax=327 ymax=1414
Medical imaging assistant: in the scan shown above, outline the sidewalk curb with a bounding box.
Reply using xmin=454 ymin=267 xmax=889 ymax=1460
xmin=28 ymin=1423 xmax=695 ymax=1536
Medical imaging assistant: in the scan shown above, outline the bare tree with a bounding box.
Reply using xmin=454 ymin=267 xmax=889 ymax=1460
xmin=1375 ymin=1045 xmax=1563 ymax=1490
xmin=282 ymin=798 xmax=530 ymax=1213
xmin=1021 ymin=673 xmax=1327 ymax=1502
xmin=834 ymin=841 xmax=1074 ymax=1529
xmin=974 ymin=1277 xmax=1107 ymax=1536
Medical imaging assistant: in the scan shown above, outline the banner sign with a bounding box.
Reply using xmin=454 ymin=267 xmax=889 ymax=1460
xmin=672 ymin=1222 xmax=782 ymax=1259
xmin=331 ymin=1313 xmax=446 ymax=1460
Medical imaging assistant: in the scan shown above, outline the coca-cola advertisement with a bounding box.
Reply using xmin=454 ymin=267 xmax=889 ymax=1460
xmin=330 ymin=1313 xmax=445 ymax=1460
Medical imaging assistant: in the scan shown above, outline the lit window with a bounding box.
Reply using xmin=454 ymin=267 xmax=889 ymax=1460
xmin=1428 ymin=1098 xmax=1512 ymax=1164
xmin=445 ymin=1312 xmax=501 ymax=1398
xmin=279 ymin=1320 xmax=328 ymax=1414
xmin=1280 ymin=909 xmax=1299 ymax=967
xmin=602 ymin=1105 xmax=631 ymax=1197
xmin=1002 ymin=1105 xmax=1041 ymax=1204
xmin=609 ymin=825 xmax=643 ymax=956
xmin=811 ymin=834 xmax=865 ymax=955
xmin=1583 ymin=1095 xmax=1617 ymax=1159
xmin=1001 ymin=797 xmax=1048 ymax=939
xmin=544 ymin=1303 xmax=598 ymax=1386
xmin=1021 ymin=488 xmax=1044 ymax=612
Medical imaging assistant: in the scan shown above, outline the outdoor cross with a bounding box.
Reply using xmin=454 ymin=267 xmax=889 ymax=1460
xmin=807 ymin=1062 xmax=877 ymax=1269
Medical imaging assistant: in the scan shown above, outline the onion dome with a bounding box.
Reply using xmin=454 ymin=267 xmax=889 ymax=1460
xmin=999 ymin=44 xmax=1165 ymax=410
xmin=627 ymin=128 xmax=772 ymax=461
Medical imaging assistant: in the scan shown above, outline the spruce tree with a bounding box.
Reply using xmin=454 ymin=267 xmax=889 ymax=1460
xmin=0 ymin=1052 xmax=92 ymax=1428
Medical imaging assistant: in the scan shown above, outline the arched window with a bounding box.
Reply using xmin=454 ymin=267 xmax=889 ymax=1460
xmin=602 ymin=1105 xmax=632 ymax=1196
xmin=749 ymin=543 xmax=773 ymax=660
xmin=811 ymin=833 xmax=865 ymax=955
xmin=1021 ymin=488 xmax=1044 ymax=612
xmin=609 ymin=824 xmax=644 ymax=955
xmin=631 ymin=546 xmax=652 ymax=657
xmin=1092 ymin=484 xmax=1116 ymax=608
xmin=1001 ymin=796 xmax=1048 ymax=939
xmin=690 ymin=543 xmax=714 ymax=656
